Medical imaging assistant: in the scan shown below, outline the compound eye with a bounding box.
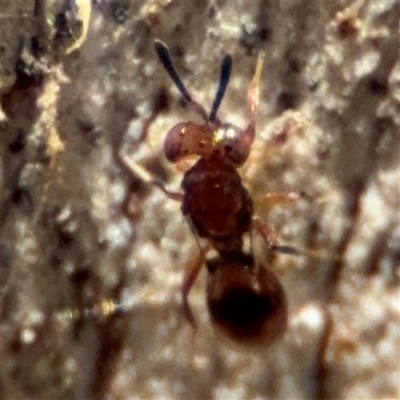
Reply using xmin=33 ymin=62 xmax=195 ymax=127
xmin=223 ymin=141 xmax=248 ymax=166
xmin=164 ymin=123 xmax=186 ymax=162
xmin=216 ymin=124 xmax=251 ymax=166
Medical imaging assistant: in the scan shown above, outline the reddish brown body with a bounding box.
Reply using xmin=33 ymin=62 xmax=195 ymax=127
xmin=151 ymin=41 xmax=288 ymax=348
xmin=182 ymin=157 xmax=253 ymax=254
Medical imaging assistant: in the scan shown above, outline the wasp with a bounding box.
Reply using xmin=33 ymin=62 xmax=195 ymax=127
xmin=121 ymin=41 xmax=301 ymax=348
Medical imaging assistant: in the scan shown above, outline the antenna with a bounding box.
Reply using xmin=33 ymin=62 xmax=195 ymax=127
xmin=154 ymin=40 xmax=208 ymax=121
xmin=209 ymin=54 xmax=232 ymax=123
xmin=154 ymin=40 xmax=192 ymax=102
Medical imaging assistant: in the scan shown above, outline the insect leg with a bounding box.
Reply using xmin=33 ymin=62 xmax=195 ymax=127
xmin=119 ymin=150 xmax=184 ymax=202
xmin=253 ymin=192 xmax=301 ymax=251
xmin=252 ymin=216 xmax=303 ymax=256
xmin=238 ymin=52 xmax=266 ymax=151
xmin=261 ymin=191 xmax=301 ymax=209
xmin=181 ymin=253 xmax=203 ymax=330
xmin=248 ymin=51 xmax=265 ymax=126
xmin=229 ymin=52 xmax=266 ymax=164
xmin=253 ymin=216 xmax=335 ymax=259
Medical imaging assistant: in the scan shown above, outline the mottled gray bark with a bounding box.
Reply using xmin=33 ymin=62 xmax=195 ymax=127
xmin=1 ymin=1 xmax=399 ymax=399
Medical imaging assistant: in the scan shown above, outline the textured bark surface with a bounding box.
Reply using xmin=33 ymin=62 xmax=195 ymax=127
xmin=1 ymin=1 xmax=399 ymax=399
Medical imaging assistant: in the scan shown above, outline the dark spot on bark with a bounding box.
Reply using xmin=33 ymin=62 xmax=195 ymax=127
xmin=276 ymin=92 xmax=297 ymax=112
xmin=367 ymin=77 xmax=388 ymax=96
xmin=308 ymin=81 xmax=319 ymax=92
xmin=36 ymin=142 xmax=51 ymax=165
xmin=70 ymin=269 xmax=91 ymax=285
xmin=54 ymin=10 xmax=83 ymax=44
xmin=58 ymin=231 xmax=74 ymax=249
xmin=11 ymin=187 xmax=31 ymax=207
xmin=30 ymin=35 xmax=46 ymax=58
xmin=207 ymin=5 xmax=216 ymax=18
xmin=153 ymin=87 xmax=169 ymax=114
xmin=288 ymin=58 xmax=301 ymax=73
xmin=172 ymin=44 xmax=185 ymax=58
xmin=111 ymin=2 xmax=129 ymax=24
xmin=8 ymin=129 xmax=26 ymax=154
xmin=373 ymin=116 xmax=393 ymax=137
xmin=258 ymin=27 xmax=271 ymax=42
xmin=239 ymin=26 xmax=271 ymax=55
xmin=338 ymin=18 xmax=359 ymax=39
xmin=15 ymin=58 xmax=44 ymax=88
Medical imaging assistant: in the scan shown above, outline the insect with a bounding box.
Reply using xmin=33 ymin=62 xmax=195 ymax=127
xmin=121 ymin=41 xmax=301 ymax=348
